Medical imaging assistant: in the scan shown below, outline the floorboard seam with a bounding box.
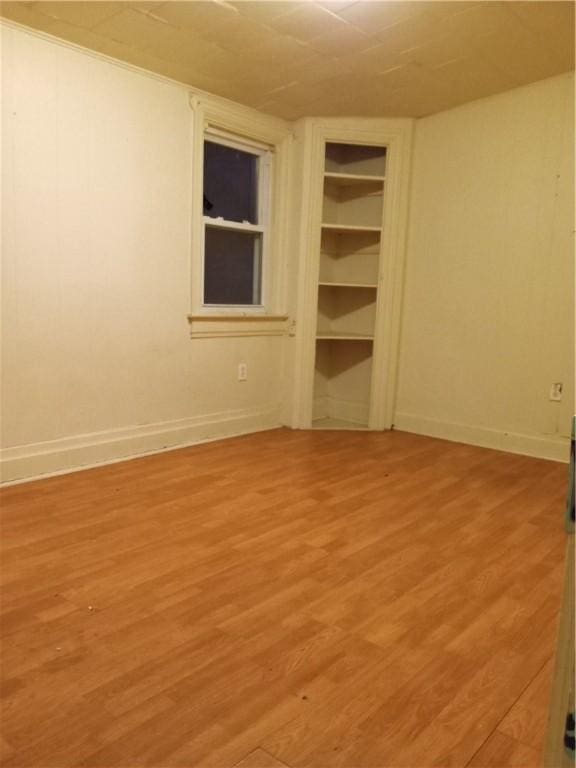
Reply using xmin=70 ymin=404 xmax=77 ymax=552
xmin=462 ymin=655 xmax=552 ymax=767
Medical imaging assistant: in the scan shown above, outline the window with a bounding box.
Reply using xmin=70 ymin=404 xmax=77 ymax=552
xmin=188 ymin=99 xmax=290 ymax=338
xmin=202 ymin=134 xmax=271 ymax=309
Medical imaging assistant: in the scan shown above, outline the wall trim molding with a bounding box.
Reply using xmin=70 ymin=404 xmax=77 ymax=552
xmin=394 ymin=412 xmax=571 ymax=463
xmin=0 ymin=406 xmax=282 ymax=485
xmin=0 ymin=19 xmax=290 ymax=134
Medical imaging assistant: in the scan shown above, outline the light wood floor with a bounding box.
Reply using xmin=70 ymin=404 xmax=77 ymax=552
xmin=0 ymin=428 xmax=568 ymax=768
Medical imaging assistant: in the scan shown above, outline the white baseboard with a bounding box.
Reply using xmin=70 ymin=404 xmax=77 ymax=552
xmin=0 ymin=405 xmax=282 ymax=485
xmin=394 ymin=412 xmax=570 ymax=463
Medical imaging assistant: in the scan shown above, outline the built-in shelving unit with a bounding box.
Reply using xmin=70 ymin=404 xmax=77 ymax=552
xmin=292 ymin=118 xmax=412 ymax=433
xmin=312 ymin=141 xmax=387 ymax=430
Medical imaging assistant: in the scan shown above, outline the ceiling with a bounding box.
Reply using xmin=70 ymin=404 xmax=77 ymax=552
xmin=1 ymin=1 xmax=574 ymax=120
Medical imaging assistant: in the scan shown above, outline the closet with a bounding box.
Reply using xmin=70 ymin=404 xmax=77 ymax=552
xmin=314 ymin=142 xmax=386 ymax=429
xmin=291 ymin=119 xmax=413 ymax=432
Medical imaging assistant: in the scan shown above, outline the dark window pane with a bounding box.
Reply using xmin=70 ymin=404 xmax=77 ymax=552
xmin=204 ymin=227 xmax=262 ymax=305
xmin=204 ymin=141 xmax=258 ymax=224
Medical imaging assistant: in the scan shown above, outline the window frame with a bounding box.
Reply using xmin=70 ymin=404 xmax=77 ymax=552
xmin=188 ymin=95 xmax=292 ymax=338
xmin=202 ymin=131 xmax=272 ymax=311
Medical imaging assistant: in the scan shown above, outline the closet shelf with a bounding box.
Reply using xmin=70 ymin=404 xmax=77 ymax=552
xmin=321 ymin=223 xmax=382 ymax=234
xmin=324 ymin=171 xmax=386 ymax=186
xmin=316 ymin=332 xmax=374 ymax=341
xmin=318 ymin=281 xmax=378 ymax=289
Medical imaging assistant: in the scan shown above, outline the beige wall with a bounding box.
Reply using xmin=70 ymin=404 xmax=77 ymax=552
xmin=2 ymin=25 xmax=573 ymax=483
xmin=395 ymin=73 xmax=575 ymax=461
xmin=1 ymin=26 xmax=286 ymax=482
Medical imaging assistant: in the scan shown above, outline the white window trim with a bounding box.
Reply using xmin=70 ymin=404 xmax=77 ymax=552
xmin=188 ymin=96 xmax=292 ymax=338
xmin=202 ymin=131 xmax=270 ymax=313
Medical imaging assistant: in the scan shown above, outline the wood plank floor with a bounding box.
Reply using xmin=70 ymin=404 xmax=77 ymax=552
xmin=0 ymin=428 xmax=568 ymax=768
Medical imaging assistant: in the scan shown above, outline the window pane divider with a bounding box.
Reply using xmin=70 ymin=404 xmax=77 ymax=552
xmin=204 ymin=217 xmax=265 ymax=234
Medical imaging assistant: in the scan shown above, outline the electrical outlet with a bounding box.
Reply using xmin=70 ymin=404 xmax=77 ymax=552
xmin=237 ymin=363 xmax=247 ymax=381
xmin=549 ymin=382 xmax=563 ymax=402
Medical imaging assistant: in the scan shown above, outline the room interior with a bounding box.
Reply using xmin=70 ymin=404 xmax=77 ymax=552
xmin=0 ymin=1 xmax=574 ymax=767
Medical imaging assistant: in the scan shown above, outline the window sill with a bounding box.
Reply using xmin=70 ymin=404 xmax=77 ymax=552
xmin=187 ymin=314 xmax=292 ymax=339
